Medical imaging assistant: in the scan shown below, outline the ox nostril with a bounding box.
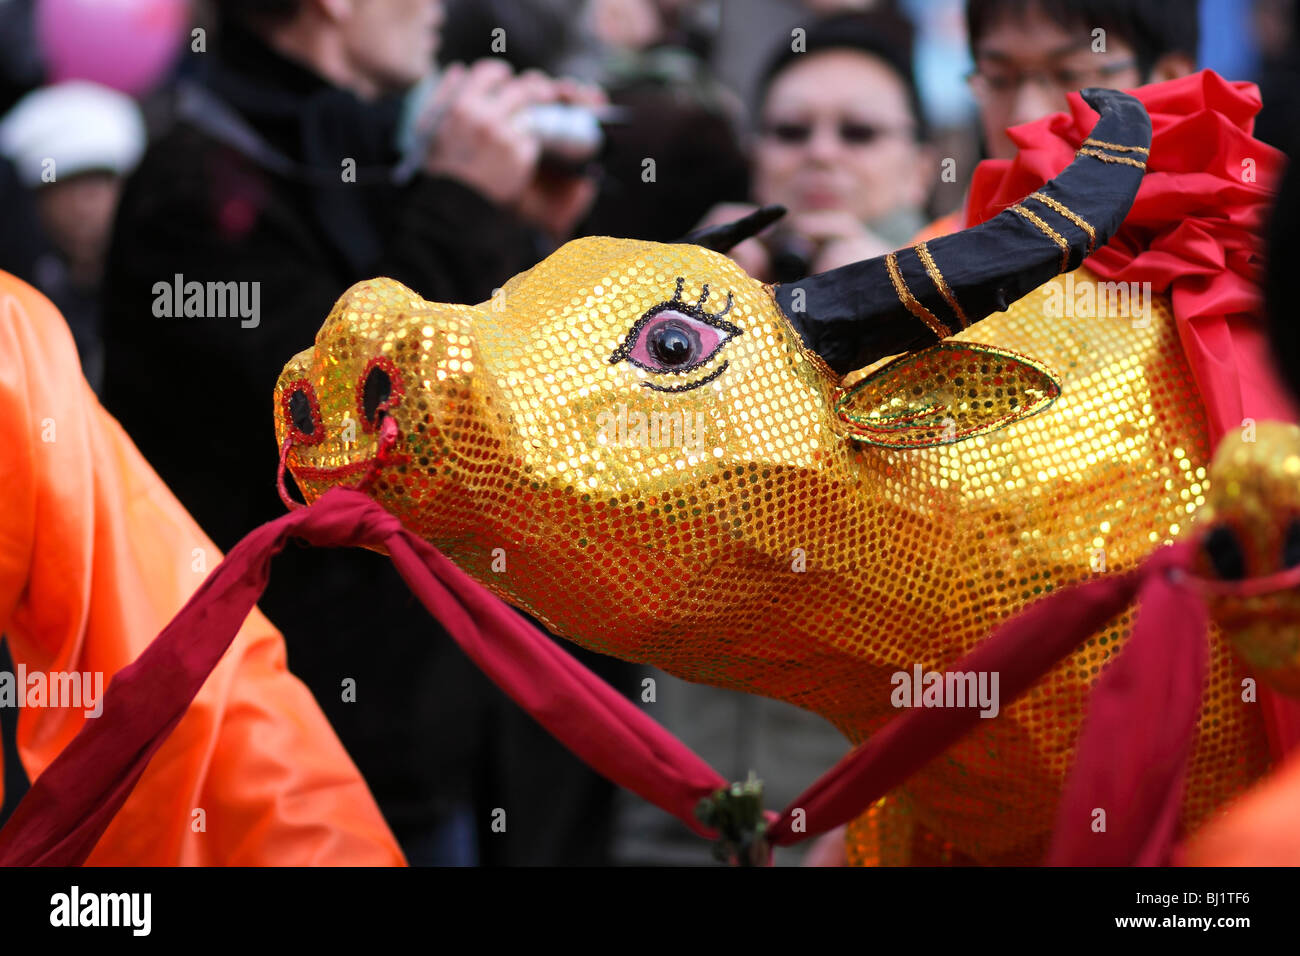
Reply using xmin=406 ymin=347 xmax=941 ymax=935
xmin=289 ymin=389 xmax=315 ymax=436
xmin=1204 ymin=525 xmax=1246 ymax=580
xmin=363 ymin=364 xmax=392 ymax=423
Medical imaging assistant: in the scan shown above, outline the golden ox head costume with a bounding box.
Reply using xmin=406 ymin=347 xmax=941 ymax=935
xmin=272 ymin=90 xmax=1279 ymax=864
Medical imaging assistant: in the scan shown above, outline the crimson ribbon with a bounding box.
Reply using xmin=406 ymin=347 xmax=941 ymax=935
xmin=0 ymin=489 xmax=1220 ymax=866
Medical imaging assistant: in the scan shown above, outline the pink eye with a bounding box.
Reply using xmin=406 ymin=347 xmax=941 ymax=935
xmin=609 ymin=278 xmax=742 ymax=390
xmin=628 ymin=311 xmax=730 ymax=372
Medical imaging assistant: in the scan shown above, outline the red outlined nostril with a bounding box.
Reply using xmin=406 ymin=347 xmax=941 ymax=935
xmin=357 ymin=356 xmax=403 ymax=433
xmin=282 ymin=380 xmax=325 ymax=445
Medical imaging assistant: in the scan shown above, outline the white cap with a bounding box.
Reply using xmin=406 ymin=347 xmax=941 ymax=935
xmin=0 ymin=81 xmax=146 ymax=188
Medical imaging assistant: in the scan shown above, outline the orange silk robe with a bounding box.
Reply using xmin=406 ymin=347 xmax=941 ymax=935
xmin=0 ymin=271 xmax=404 ymax=865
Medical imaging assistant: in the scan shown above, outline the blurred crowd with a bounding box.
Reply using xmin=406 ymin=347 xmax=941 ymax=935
xmin=0 ymin=0 xmax=1297 ymax=865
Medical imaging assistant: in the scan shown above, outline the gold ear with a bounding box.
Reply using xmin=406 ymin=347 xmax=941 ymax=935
xmin=834 ymin=342 xmax=1061 ymax=449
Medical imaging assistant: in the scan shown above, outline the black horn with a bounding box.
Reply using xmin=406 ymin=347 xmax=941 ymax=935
xmin=775 ymin=87 xmax=1152 ymax=376
xmin=678 ymin=204 xmax=787 ymax=253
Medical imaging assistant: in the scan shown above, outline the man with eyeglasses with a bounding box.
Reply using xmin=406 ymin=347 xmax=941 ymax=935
xmin=694 ymin=10 xmax=934 ymax=286
xmin=909 ymin=0 xmax=1198 ymax=243
xmin=965 ymin=0 xmax=1198 ymax=163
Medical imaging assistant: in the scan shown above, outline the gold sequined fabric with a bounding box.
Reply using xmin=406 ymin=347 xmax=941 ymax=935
xmin=274 ymin=240 xmax=1271 ymax=864
xmin=834 ymin=342 xmax=1061 ymax=448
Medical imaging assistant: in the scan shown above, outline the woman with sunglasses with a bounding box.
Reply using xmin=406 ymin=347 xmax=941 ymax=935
xmin=696 ymin=10 xmax=936 ymax=284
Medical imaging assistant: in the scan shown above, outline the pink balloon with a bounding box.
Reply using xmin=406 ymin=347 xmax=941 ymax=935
xmin=37 ymin=0 xmax=191 ymax=96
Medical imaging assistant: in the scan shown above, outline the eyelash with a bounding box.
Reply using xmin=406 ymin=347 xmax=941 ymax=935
xmin=608 ymin=277 xmax=741 ymax=385
xmin=641 ymin=362 xmax=731 ymax=393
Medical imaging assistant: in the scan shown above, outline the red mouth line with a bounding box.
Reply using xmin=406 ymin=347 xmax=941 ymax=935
xmin=278 ymin=415 xmax=405 ymax=512
xmin=292 ymin=453 xmax=410 ymax=482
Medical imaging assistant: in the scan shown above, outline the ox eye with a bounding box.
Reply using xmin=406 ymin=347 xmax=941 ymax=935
xmin=629 ymin=311 xmax=731 ymax=372
xmin=610 ymin=278 xmax=742 ymax=383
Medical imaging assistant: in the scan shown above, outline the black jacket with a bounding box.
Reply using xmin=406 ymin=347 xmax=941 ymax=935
xmin=100 ymin=26 xmax=623 ymax=863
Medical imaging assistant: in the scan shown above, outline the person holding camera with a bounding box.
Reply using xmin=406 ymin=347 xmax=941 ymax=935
xmin=99 ymin=0 xmax=606 ymax=865
xmin=696 ymin=10 xmax=935 ymax=283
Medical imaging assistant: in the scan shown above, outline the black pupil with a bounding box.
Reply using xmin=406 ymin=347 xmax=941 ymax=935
xmin=649 ymin=323 xmax=695 ymax=366
xmin=289 ymin=390 xmax=314 ymax=435
xmin=1204 ymin=524 xmax=1246 ymax=580
xmin=363 ymin=366 xmax=392 ymax=422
